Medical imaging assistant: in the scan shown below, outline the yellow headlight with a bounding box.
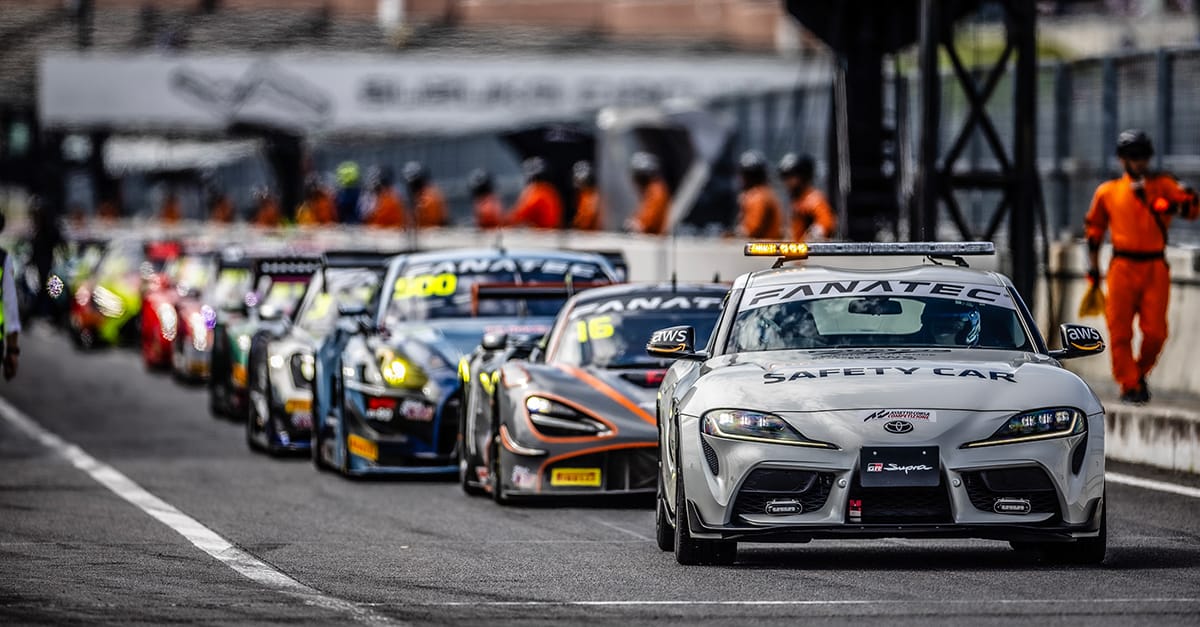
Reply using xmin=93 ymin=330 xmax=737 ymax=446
xmin=381 ymin=358 xmax=409 ymax=386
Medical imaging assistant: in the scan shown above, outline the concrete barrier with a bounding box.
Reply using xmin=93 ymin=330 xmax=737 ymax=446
xmin=1105 ymin=403 xmax=1200 ymax=474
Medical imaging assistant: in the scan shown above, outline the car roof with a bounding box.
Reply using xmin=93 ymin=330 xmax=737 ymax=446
xmin=396 ymin=248 xmax=612 ymax=265
xmin=736 ymin=263 xmax=1012 ymax=290
xmin=570 ymin=282 xmax=728 ymax=303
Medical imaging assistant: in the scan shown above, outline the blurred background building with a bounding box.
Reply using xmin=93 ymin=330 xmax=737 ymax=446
xmin=1 ymin=0 xmax=1200 ymax=244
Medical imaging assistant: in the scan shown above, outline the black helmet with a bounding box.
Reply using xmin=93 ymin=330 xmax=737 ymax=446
xmin=921 ymin=299 xmax=981 ymax=347
xmin=738 ymin=150 xmax=768 ymax=187
xmin=778 ymin=152 xmax=815 ymax=179
xmin=1116 ymin=129 xmax=1154 ymax=159
xmin=522 ymin=157 xmax=549 ymax=183
xmin=468 ymin=168 xmax=493 ymax=196
xmin=402 ymin=161 xmax=429 ymax=187
xmin=572 ymin=160 xmax=595 ymax=187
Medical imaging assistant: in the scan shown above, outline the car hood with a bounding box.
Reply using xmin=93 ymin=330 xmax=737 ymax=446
xmin=682 ymin=348 xmax=1101 ymax=416
xmin=380 ymin=317 xmax=555 ymax=366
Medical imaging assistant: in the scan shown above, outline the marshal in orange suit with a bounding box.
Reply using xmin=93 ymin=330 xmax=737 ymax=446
xmin=1084 ymin=130 xmax=1199 ymax=404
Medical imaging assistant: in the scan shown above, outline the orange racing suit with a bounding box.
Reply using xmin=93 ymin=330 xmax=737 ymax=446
xmin=1084 ymin=172 xmax=1199 ymax=395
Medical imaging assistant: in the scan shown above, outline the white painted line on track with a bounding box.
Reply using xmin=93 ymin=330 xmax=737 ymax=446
xmin=1108 ymin=471 xmax=1200 ymax=499
xmin=0 ymin=396 xmax=397 ymax=626
xmin=590 ymin=516 xmax=653 ymax=542
xmin=387 ymin=597 xmax=1200 ymax=608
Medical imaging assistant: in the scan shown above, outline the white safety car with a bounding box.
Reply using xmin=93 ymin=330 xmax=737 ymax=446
xmin=649 ymin=242 xmax=1107 ymax=565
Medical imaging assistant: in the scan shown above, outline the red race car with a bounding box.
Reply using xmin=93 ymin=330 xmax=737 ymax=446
xmin=142 ymin=247 xmax=216 ymax=370
xmin=70 ymin=238 xmax=181 ymax=349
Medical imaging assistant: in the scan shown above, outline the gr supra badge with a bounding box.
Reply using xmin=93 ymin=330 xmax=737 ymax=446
xmin=459 ymin=283 xmax=727 ymax=502
xmin=653 ymin=241 xmax=1108 ymax=566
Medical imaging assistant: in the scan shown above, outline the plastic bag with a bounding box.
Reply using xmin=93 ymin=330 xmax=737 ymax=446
xmin=1078 ymin=282 xmax=1106 ymax=318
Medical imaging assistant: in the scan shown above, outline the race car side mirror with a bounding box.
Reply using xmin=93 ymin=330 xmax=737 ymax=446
xmin=646 ymin=325 xmax=707 ymax=361
xmin=1048 ymin=323 xmax=1105 ymax=360
xmin=337 ymin=303 xmax=369 ymax=318
xmin=481 ymin=332 xmax=508 ymax=351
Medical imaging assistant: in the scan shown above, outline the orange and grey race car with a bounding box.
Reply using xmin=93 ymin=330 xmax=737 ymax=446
xmin=459 ymin=282 xmax=727 ymax=503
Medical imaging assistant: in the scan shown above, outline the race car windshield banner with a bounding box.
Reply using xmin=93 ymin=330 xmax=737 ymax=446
xmin=741 ymin=280 xmax=1015 ymax=312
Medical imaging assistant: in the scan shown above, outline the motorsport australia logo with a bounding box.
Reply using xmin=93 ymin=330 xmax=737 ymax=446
xmin=863 ymin=409 xmax=936 ymax=423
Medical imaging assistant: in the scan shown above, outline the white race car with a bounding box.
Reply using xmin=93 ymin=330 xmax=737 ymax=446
xmin=650 ymin=242 xmax=1107 ymax=565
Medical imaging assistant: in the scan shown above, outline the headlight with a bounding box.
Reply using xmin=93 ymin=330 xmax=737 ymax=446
xmin=525 ymin=396 xmax=611 ymax=436
xmin=701 ymin=409 xmax=836 ymax=449
xmin=158 ymin=304 xmax=178 ymax=341
xmin=290 ymin=354 xmax=315 ymax=388
xmin=236 ymin=334 xmax=251 ymax=352
xmin=963 ymin=407 xmax=1085 ymax=448
xmin=362 ymin=349 xmax=427 ymax=389
xmin=92 ymin=285 xmax=125 ymax=318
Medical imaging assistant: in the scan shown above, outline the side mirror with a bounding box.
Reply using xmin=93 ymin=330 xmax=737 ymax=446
xmin=646 ymin=325 xmax=708 ymax=361
xmin=1048 ymin=323 xmax=1105 ymax=360
xmin=481 ymin=332 xmax=508 ymax=352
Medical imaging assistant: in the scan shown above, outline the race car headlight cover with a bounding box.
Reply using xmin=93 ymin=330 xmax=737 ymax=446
xmin=525 ymin=396 xmax=611 ymax=436
xmin=290 ymin=354 xmax=315 ymax=388
xmin=701 ymin=409 xmax=837 ymax=449
xmin=361 ymin=350 xmax=428 ymax=389
xmin=963 ymin=407 xmax=1086 ymax=448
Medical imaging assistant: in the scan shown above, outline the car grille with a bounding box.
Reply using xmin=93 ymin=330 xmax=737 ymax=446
xmin=733 ymin=469 xmax=835 ymax=519
xmin=962 ymin=468 xmax=1061 ymax=517
xmin=847 ymin=476 xmax=953 ymax=524
xmin=542 ymin=448 xmax=658 ymax=491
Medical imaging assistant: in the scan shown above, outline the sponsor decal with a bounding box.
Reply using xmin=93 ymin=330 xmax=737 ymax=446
xmin=650 ymin=328 xmax=689 ymax=344
xmin=284 ymin=399 xmax=312 ymax=414
xmin=866 ymin=462 xmax=883 ymax=472
xmin=993 ymin=497 xmax=1032 ymax=515
xmin=550 ymin=467 xmax=602 ymax=487
xmin=743 ymin=280 xmax=1012 ymax=310
xmin=402 ymin=258 xmax=602 ymax=280
xmin=1064 ymin=324 xmax=1103 ymax=350
xmin=863 ymin=409 xmax=936 ymax=423
xmin=572 ymin=295 xmax=724 ymax=318
xmin=257 ymin=260 xmax=322 ymax=276
xmin=399 ymin=399 xmax=434 ymax=422
xmin=347 ymin=434 xmax=378 ymax=462
xmin=883 ymin=420 xmax=914 ymax=434
xmin=764 ymin=499 xmax=803 ymax=515
xmin=511 ymin=465 xmax=537 ymax=490
xmin=231 ymin=363 xmax=248 ymax=387
xmin=763 ymin=367 xmax=1016 ymax=384
xmin=290 ymin=413 xmax=313 ymax=430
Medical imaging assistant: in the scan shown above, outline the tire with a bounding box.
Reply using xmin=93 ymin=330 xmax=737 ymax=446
xmin=489 ymin=426 xmax=511 ymax=505
xmin=246 ymin=361 xmax=268 ymax=453
xmin=673 ymin=421 xmax=736 ymax=565
xmin=459 ymin=388 xmax=486 ymax=496
xmin=311 ymin=372 xmax=330 ymax=471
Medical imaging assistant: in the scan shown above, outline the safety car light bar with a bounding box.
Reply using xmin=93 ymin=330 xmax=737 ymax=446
xmin=744 ymin=241 xmax=996 ymax=259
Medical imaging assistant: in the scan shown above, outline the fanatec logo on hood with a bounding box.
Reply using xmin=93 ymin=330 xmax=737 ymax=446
xmin=883 ymin=420 xmax=914 ymax=434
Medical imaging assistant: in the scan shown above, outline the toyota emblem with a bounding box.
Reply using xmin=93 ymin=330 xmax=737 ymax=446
xmin=884 ymin=420 xmax=914 ymax=434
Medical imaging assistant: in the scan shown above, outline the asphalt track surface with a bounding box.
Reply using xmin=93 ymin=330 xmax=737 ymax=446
xmin=3 ymin=322 xmax=1200 ymax=626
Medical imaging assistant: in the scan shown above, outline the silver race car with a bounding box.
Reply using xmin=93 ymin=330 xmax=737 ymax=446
xmin=650 ymin=242 xmax=1108 ymax=566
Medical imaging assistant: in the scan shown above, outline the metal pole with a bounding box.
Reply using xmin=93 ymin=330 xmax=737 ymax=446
xmin=1156 ymin=48 xmax=1172 ymax=171
xmin=1009 ymin=0 xmax=1038 ymax=305
xmin=915 ymin=0 xmax=942 ymax=240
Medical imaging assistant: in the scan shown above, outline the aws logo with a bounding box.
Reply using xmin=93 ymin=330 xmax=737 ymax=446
xmin=1063 ymin=324 xmax=1103 ymax=350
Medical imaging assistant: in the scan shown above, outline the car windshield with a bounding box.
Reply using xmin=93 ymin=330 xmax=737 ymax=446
xmin=296 ymin=270 xmax=381 ymax=333
xmin=381 ymin=257 xmax=608 ymax=324
xmin=209 ymin=268 xmax=252 ymax=311
xmin=252 ymin=277 xmax=309 ymax=318
xmin=557 ymin=311 xmax=721 ymax=368
xmin=728 ymin=292 xmax=1031 ymax=352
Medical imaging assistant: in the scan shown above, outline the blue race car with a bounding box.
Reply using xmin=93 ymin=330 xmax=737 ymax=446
xmin=311 ymin=248 xmax=620 ymax=477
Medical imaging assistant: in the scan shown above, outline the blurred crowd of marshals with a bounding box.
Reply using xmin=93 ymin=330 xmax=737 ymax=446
xmin=140 ymin=152 xmax=837 ymax=242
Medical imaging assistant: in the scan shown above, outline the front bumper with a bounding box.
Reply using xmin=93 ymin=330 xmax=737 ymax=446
xmin=677 ymin=411 xmax=1106 ymax=541
xmin=340 ymin=383 xmax=460 ymax=475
